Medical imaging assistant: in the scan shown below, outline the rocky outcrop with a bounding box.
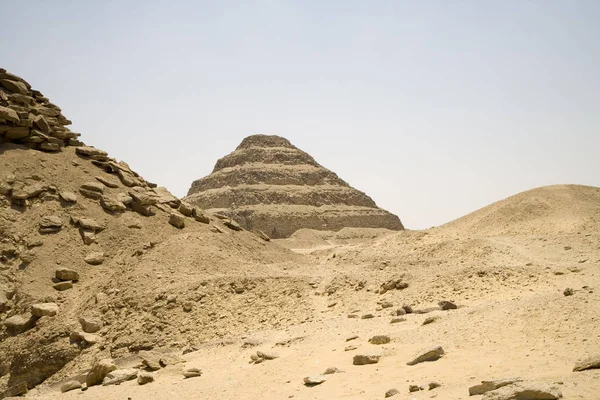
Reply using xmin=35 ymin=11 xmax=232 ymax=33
xmin=0 ymin=68 xmax=81 ymax=151
xmin=185 ymin=135 xmax=404 ymax=238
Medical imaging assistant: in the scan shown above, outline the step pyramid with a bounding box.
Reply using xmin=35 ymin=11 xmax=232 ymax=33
xmin=185 ymin=134 xmax=404 ymax=238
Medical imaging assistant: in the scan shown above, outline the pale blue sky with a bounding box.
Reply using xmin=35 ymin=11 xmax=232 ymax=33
xmin=2 ymin=1 xmax=599 ymax=229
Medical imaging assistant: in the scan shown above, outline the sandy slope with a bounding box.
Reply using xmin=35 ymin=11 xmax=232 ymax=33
xmin=22 ymin=185 xmax=600 ymax=399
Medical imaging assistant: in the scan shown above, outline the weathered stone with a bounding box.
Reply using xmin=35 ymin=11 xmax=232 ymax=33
xmin=390 ymin=317 xmax=406 ymax=324
xmin=469 ymin=377 xmax=523 ymax=396
xmin=422 ymin=316 xmax=440 ymax=325
xmin=429 ymin=382 xmax=441 ymax=390
xmin=95 ymin=175 xmax=120 ymax=188
xmin=304 ymin=375 xmax=327 ymax=386
xmin=56 ymin=267 xmax=79 ymax=281
xmin=183 ymin=368 xmax=202 ymax=378
xmin=32 ymin=115 xmax=51 ymax=133
xmin=79 ymin=316 xmax=103 ymax=333
xmin=84 ymin=252 xmax=105 ymax=265
xmin=406 ymin=346 xmax=444 ymax=366
xmin=137 ymin=371 xmax=154 ymax=385
xmin=81 ymin=230 xmax=96 ymax=245
xmin=76 ymin=146 xmax=108 ymax=160
xmin=4 ymin=314 xmax=38 ymax=335
xmin=409 ymin=385 xmax=422 ymax=393
xmin=53 ymin=281 xmax=73 ymax=291
xmin=129 ymin=189 xmax=158 ymax=206
xmin=361 ymin=313 xmax=375 ymax=319
xmin=385 ymin=388 xmax=400 ymax=397
xmin=80 ymin=182 xmax=105 ymax=199
xmin=178 ymin=201 xmax=194 ymax=217
xmin=70 ymin=331 xmax=101 ymax=346
xmin=86 ymin=359 xmax=117 ymax=387
xmin=255 ymin=229 xmax=270 ymax=241
xmin=194 ymin=209 xmax=210 ymax=224
xmin=438 ymin=300 xmax=457 ymax=310
xmin=100 ymin=196 xmax=127 ymax=212
xmin=4 ymin=126 xmax=30 ymax=139
xmin=102 ymin=369 xmax=138 ymax=386
xmin=223 ymin=219 xmax=243 ymax=231
xmin=323 ymin=367 xmax=343 ymax=374
xmin=12 ymin=183 xmax=45 ymax=200
xmin=0 ymin=105 xmax=20 ymax=123
xmin=59 ymin=191 xmax=77 ymax=203
xmin=353 ymin=353 xmax=381 ymax=365
xmin=369 ymin=335 xmax=391 ymax=345
xmin=481 ymin=382 xmax=562 ymax=400
xmin=256 ymin=350 xmax=279 ymax=360
xmin=72 ymin=217 xmax=105 ymax=231
xmin=39 ymin=215 xmax=62 ymax=233
xmin=31 ymin=302 xmax=58 ymax=317
xmin=0 ymin=79 xmax=28 ymax=95
xmin=40 ymin=142 xmax=61 ymax=152
xmin=169 ymin=212 xmax=185 ymax=229
xmin=573 ymin=355 xmax=600 ymax=372
xmin=60 ymin=380 xmax=82 ymax=392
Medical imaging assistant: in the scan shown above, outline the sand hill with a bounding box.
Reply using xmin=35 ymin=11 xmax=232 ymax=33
xmin=185 ymin=134 xmax=404 ymax=238
xmin=1 ymin=69 xmax=599 ymax=400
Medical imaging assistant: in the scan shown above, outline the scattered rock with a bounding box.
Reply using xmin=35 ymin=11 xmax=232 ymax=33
xmin=346 ymin=335 xmax=359 ymax=341
xmin=438 ymin=300 xmax=457 ymax=310
xmin=84 ymin=252 xmax=105 ymax=265
xmin=70 ymin=331 xmax=101 ymax=346
xmin=80 ymin=182 xmax=105 ymax=199
xmin=194 ymin=209 xmax=210 ymax=224
xmin=481 ymin=382 xmax=562 ymax=400
xmin=369 ymin=335 xmax=391 ymax=345
xmin=345 ymin=345 xmax=357 ymax=351
xmin=72 ymin=217 xmax=105 ymax=232
xmin=59 ymin=191 xmax=77 ymax=203
xmin=178 ymin=202 xmax=195 ymax=217
xmin=4 ymin=314 xmax=38 ymax=335
xmin=563 ymin=288 xmax=574 ymax=296
xmin=255 ymin=230 xmax=270 ymax=241
xmin=81 ymin=230 xmax=96 ymax=245
xmin=183 ymin=368 xmax=202 ymax=378
xmin=361 ymin=313 xmax=375 ymax=319
xmin=323 ymin=367 xmax=343 ymax=374
xmin=406 ymin=346 xmax=445 ymax=366
xmin=100 ymin=196 xmax=127 ymax=212
xmin=409 ymin=385 xmax=422 ymax=392
xmin=95 ymin=175 xmax=120 ymax=188
xmin=573 ymin=355 xmax=600 ymax=372
xmin=53 ymin=281 xmax=73 ymax=291
xmin=39 ymin=215 xmax=62 ymax=234
xmin=469 ymin=377 xmax=523 ymax=396
xmin=402 ymin=304 xmax=413 ymax=314
xmin=390 ymin=317 xmax=406 ymax=324
xmin=223 ymin=219 xmax=243 ymax=231
xmin=31 ymin=302 xmax=58 ymax=317
xmin=256 ymin=350 xmax=279 ymax=360
xmin=102 ymin=369 xmax=138 ymax=386
xmin=385 ymin=388 xmax=400 ymax=397
xmin=380 ymin=278 xmax=409 ymax=293
xmin=79 ymin=316 xmax=103 ymax=333
xmin=429 ymin=382 xmax=441 ymax=390
xmin=76 ymin=146 xmax=108 ymax=160
xmin=86 ymin=359 xmax=117 ymax=387
xmin=304 ymin=375 xmax=327 ymax=386
xmin=422 ymin=316 xmax=440 ymax=325
xmin=60 ymin=380 xmax=82 ymax=393
xmin=353 ymin=353 xmax=381 ymax=365
xmin=56 ymin=268 xmax=79 ymax=281
xmin=137 ymin=372 xmax=154 ymax=385
xmin=169 ymin=212 xmax=185 ymax=229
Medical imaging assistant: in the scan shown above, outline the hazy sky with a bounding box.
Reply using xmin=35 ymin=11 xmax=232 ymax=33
xmin=2 ymin=1 xmax=599 ymax=229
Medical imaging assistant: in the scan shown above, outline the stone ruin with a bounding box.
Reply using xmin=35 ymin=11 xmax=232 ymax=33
xmin=185 ymin=134 xmax=404 ymax=238
xmin=0 ymin=68 xmax=82 ymax=151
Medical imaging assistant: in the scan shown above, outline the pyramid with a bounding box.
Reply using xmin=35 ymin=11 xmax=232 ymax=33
xmin=185 ymin=134 xmax=404 ymax=238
